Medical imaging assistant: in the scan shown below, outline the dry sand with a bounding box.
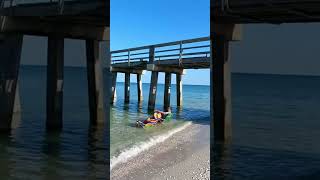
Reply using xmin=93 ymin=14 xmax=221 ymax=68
xmin=111 ymin=123 xmax=210 ymax=180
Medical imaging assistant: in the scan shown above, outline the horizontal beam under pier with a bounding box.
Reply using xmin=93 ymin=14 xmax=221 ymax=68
xmin=147 ymin=64 xmax=186 ymax=74
xmin=110 ymin=67 xmax=145 ymax=74
xmin=0 ymin=16 xmax=109 ymax=41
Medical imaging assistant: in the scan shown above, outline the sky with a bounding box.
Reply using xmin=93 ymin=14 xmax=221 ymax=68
xmin=20 ymin=0 xmax=320 ymax=85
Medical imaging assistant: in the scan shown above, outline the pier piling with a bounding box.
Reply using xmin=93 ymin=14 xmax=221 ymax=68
xmin=0 ymin=34 xmax=23 ymax=132
xmin=212 ymin=33 xmax=232 ymax=141
xmin=111 ymin=72 xmax=117 ymax=103
xmin=164 ymin=73 xmax=171 ymax=110
xmin=86 ymin=40 xmax=105 ymax=125
xmin=137 ymin=73 xmax=143 ymax=102
xmin=211 ymin=24 xmax=241 ymax=141
xmin=46 ymin=36 xmax=64 ymax=131
xmin=13 ymin=81 xmax=21 ymax=113
xmin=124 ymin=73 xmax=130 ymax=103
xmin=148 ymin=71 xmax=158 ymax=111
xmin=176 ymin=73 xmax=183 ymax=107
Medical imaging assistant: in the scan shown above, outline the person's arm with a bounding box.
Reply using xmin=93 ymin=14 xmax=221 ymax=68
xmin=155 ymin=110 xmax=165 ymax=114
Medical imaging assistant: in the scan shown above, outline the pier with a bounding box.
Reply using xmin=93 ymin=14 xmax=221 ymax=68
xmin=211 ymin=0 xmax=320 ymax=141
xmin=111 ymin=37 xmax=210 ymax=111
xmin=0 ymin=0 xmax=109 ymax=131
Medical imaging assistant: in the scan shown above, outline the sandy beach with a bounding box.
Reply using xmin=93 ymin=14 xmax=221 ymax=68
xmin=111 ymin=123 xmax=210 ymax=180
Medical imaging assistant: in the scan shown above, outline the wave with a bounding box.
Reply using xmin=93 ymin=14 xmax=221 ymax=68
xmin=110 ymin=121 xmax=192 ymax=170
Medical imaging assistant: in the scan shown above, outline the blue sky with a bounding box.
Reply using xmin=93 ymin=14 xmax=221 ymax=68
xmin=111 ymin=0 xmax=210 ymax=85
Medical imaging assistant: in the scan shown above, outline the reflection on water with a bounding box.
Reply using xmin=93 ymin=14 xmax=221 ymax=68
xmin=212 ymin=142 xmax=232 ymax=180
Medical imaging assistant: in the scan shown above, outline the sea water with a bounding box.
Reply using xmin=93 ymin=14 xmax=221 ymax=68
xmin=1 ymin=66 xmax=320 ymax=179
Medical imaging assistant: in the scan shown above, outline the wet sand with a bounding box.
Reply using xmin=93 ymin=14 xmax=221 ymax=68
xmin=111 ymin=123 xmax=210 ymax=180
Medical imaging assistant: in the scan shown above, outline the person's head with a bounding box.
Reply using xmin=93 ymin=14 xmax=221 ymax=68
xmin=166 ymin=106 xmax=172 ymax=112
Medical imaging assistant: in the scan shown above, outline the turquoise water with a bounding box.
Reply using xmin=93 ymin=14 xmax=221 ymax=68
xmin=1 ymin=66 xmax=320 ymax=179
xmin=110 ymin=81 xmax=210 ymax=161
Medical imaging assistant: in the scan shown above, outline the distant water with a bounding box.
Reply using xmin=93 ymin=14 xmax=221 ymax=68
xmin=215 ymin=73 xmax=320 ymax=179
xmin=1 ymin=66 xmax=320 ymax=179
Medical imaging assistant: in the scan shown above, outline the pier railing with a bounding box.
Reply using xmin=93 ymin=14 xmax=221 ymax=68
xmin=111 ymin=36 xmax=211 ymax=65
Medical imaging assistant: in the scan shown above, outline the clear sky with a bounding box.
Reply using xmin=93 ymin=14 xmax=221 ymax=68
xmin=111 ymin=0 xmax=210 ymax=85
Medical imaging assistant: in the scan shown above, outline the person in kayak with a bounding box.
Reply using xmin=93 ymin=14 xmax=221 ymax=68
xmin=143 ymin=107 xmax=172 ymax=124
xmin=154 ymin=106 xmax=172 ymax=119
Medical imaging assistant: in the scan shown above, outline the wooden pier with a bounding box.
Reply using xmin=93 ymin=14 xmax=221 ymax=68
xmin=111 ymin=37 xmax=210 ymax=111
xmin=0 ymin=0 xmax=109 ymax=132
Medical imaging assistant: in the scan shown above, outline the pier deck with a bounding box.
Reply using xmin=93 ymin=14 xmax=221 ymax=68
xmin=111 ymin=37 xmax=210 ymax=71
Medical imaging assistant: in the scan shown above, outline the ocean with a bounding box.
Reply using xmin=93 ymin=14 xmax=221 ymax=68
xmin=1 ymin=66 xmax=320 ymax=179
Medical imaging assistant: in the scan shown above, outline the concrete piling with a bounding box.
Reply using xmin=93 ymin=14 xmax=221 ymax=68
xmin=46 ymin=36 xmax=64 ymax=131
xmin=164 ymin=72 xmax=171 ymax=110
xmin=111 ymin=72 xmax=117 ymax=103
xmin=148 ymin=71 xmax=158 ymax=111
xmin=0 ymin=34 xmax=23 ymax=132
xmin=86 ymin=40 xmax=105 ymax=125
xmin=211 ymin=34 xmax=232 ymax=141
xmin=124 ymin=73 xmax=130 ymax=103
xmin=176 ymin=73 xmax=183 ymax=107
xmin=13 ymin=81 xmax=21 ymax=113
xmin=137 ymin=73 xmax=143 ymax=102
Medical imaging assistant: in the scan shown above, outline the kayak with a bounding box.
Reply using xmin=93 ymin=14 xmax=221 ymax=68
xmin=136 ymin=113 xmax=173 ymax=128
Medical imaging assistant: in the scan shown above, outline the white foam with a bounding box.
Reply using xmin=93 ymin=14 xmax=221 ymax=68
xmin=110 ymin=121 xmax=192 ymax=170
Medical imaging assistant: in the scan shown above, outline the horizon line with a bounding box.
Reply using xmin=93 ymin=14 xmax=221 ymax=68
xmin=20 ymin=64 xmax=320 ymax=79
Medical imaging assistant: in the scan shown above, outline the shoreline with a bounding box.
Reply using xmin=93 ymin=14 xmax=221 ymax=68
xmin=111 ymin=123 xmax=210 ymax=180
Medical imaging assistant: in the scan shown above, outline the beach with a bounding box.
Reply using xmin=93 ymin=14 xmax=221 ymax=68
xmin=111 ymin=123 xmax=210 ymax=180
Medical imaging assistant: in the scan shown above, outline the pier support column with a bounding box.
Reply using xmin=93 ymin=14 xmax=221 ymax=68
xmin=137 ymin=73 xmax=143 ymax=102
xmin=86 ymin=40 xmax=105 ymax=125
xmin=164 ymin=73 xmax=171 ymax=110
xmin=148 ymin=71 xmax=158 ymax=111
xmin=211 ymin=24 xmax=241 ymax=142
xmin=0 ymin=34 xmax=23 ymax=132
xmin=111 ymin=72 xmax=117 ymax=103
xmin=124 ymin=73 xmax=130 ymax=103
xmin=176 ymin=73 xmax=183 ymax=107
xmin=211 ymin=34 xmax=232 ymax=141
xmin=46 ymin=36 xmax=64 ymax=130
xmin=13 ymin=81 xmax=21 ymax=113
xmin=46 ymin=36 xmax=64 ymax=131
